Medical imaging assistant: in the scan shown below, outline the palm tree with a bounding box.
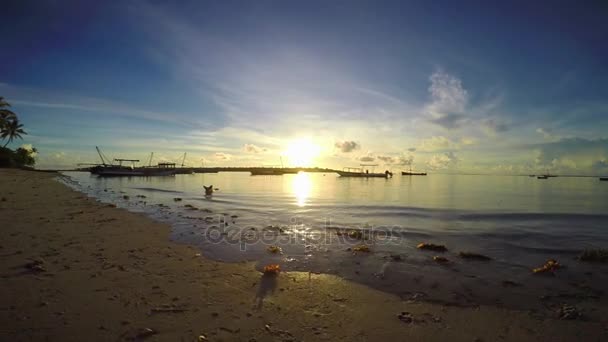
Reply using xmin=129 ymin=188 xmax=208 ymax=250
xmin=0 ymin=96 xmax=17 ymax=124
xmin=1 ymin=118 xmax=26 ymax=147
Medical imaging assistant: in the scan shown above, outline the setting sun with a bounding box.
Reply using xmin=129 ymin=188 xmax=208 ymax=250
xmin=283 ymin=138 xmax=321 ymax=166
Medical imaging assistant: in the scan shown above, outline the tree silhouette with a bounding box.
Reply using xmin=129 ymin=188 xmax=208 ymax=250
xmin=2 ymin=118 xmax=26 ymax=148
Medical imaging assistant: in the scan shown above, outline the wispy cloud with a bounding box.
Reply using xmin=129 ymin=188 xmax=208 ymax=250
xmin=426 ymin=70 xmax=469 ymax=129
xmin=334 ymin=140 xmax=360 ymax=153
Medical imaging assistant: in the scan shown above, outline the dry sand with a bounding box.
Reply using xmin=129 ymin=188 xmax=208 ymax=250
xmin=1 ymin=169 xmax=606 ymax=341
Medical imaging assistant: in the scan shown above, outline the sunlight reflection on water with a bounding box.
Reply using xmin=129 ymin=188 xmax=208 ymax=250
xmin=291 ymin=171 xmax=312 ymax=207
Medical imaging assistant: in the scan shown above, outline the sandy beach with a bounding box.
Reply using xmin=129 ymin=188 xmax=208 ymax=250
xmin=1 ymin=169 xmax=606 ymax=341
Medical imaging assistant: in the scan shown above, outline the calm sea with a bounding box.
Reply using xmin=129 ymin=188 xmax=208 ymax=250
xmin=60 ymin=171 xmax=608 ymax=310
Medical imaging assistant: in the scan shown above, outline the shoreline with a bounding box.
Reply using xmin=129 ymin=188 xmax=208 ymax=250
xmin=1 ymin=169 xmax=606 ymax=341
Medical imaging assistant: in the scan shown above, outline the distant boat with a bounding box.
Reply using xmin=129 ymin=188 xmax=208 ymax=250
xmin=97 ymin=162 xmax=177 ymax=177
xmin=337 ymin=164 xmax=392 ymax=178
xmin=174 ymin=152 xmax=194 ymax=174
xmin=401 ymin=165 xmax=426 ymax=176
xmin=537 ymin=175 xmax=549 ymax=179
xmin=251 ymin=168 xmax=286 ymax=176
xmin=600 ymin=177 xmax=608 ymax=181
xmin=87 ymin=148 xmax=178 ymax=177
xmin=402 ymin=171 xmax=427 ymax=176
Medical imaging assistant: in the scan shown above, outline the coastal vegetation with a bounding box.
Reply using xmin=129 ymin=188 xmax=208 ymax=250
xmin=0 ymin=96 xmax=36 ymax=168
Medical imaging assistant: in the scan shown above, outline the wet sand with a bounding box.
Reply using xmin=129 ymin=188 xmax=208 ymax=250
xmin=1 ymin=169 xmax=606 ymax=341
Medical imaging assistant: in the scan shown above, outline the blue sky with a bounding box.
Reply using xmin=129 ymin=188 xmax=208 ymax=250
xmin=1 ymin=0 xmax=607 ymax=174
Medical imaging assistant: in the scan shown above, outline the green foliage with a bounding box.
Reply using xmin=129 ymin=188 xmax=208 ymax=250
xmin=0 ymin=146 xmax=37 ymax=168
xmin=14 ymin=147 xmax=37 ymax=167
xmin=1 ymin=96 xmax=27 ymax=148
xmin=0 ymin=97 xmax=34 ymax=168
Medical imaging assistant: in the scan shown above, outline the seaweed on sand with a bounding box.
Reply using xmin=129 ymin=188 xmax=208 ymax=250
xmin=417 ymin=243 xmax=447 ymax=252
xmin=263 ymin=264 xmax=280 ymax=275
xmin=578 ymin=249 xmax=608 ymax=263
xmin=433 ymin=256 xmax=449 ymax=263
xmin=532 ymin=259 xmax=562 ymax=275
xmin=267 ymin=246 xmax=283 ymax=254
xmin=352 ymin=244 xmax=371 ymax=253
xmin=458 ymin=251 xmax=492 ymax=261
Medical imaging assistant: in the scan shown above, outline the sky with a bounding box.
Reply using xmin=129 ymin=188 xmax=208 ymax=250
xmin=1 ymin=0 xmax=607 ymax=174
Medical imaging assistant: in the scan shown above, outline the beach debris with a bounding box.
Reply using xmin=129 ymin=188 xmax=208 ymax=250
xmin=433 ymin=256 xmax=449 ymax=263
xmin=558 ymin=304 xmax=581 ymax=320
xmin=532 ymin=259 xmax=562 ymax=275
xmin=198 ymin=335 xmax=208 ymax=341
xmin=264 ymin=225 xmax=287 ymax=234
xmin=122 ymin=195 xmax=129 ymax=200
xmin=1 ymin=197 xmax=6 ymax=202
xmin=184 ymin=204 xmax=198 ymax=210
xmin=263 ymin=264 xmax=281 ymax=275
xmin=24 ymin=258 xmax=46 ymax=273
xmin=136 ymin=195 xmax=146 ymax=198
xmin=267 ymin=246 xmax=283 ymax=254
xmin=150 ymin=304 xmax=188 ymax=314
xmin=398 ymin=311 xmax=414 ymax=323
xmin=106 ymin=203 xmax=117 ymax=208
xmin=417 ymin=243 xmax=447 ymax=252
xmin=458 ymin=251 xmax=492 ymax=261
xmin=578 ymin=249 xmax=608 ymax=263
xmin=352 ymin=244 xmax=371 ymax=253
xmin=173 ymin=197 xmax=182 ymax=202
xmin=134 ymin=328 xmax=157 ymax=340
xmin=347 ymin=230 xmax=364 ymax=240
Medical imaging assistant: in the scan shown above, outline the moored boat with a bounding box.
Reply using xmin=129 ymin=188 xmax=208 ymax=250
xmin=402 ymin=171 xmax=427 ymax=176
xmin=337 ymin=164 xmax=392 ymax=178
xmin=401 ymin=165 xmax=427 ymax=176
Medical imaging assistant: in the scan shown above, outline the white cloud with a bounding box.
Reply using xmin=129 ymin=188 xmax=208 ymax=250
xmin=426 ymin=70 xmax=469 ymax=129
xmin=483 ymin=118 xmax=509 ymax=133
xmin=359 ymin=154 xmax=375 ymax=162
xmin=398 ymin=153 xmax=414 ymax=166
xmin=427 ymin=152 xmax=459 ymax=170
xmin=536 ymin=128 xmax=554 ymax=140
xmin=417 ymin=136 xmax=456 ymax=152
xmin=243 ymin=143 xmax=266 ymax=153
xmin=334 ymin=140 xmax=360 ymax=153
xmin=460 ymin=137 xmax=476 ymax=146
xmin=214 ymin=152 xmax=232 ymax=160
xmin=377 ymin=155 xmax=396 ymax=164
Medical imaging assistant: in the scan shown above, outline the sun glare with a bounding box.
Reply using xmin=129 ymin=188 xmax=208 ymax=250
xmin=291 ymin=171 xmax=312 ymax=207
xmin=284 ymin=138 xmax=320 ymax=167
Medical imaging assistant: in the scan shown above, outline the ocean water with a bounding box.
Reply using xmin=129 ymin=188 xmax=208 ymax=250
xmin=60 ymin=171 xmax=608 ymax=311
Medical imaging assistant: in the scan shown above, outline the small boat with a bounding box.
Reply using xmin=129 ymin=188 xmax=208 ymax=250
xmin=138 ymin=162 xmax=178 ymax=176
xmin=537 ymin=175 xmax=549 ymax=179
xmin=250 ymin=168 xmax=297 ymax=176
xmin=174 ymin=167 xmax=195 ymax=174
xmin=600 ymin=177 xmax=608 ymax=181
xmin=401 ymin=165 xmax=427 ymax=176
xmin=402 ymin=171 xmax=427 ymax=176
xmin=97 ymin=162 xmax=178 ymax=177
xmin=337 ymin=164 xmax=392 ymax=178
xmin=251 ymin=169 xmax=283 ymax=176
